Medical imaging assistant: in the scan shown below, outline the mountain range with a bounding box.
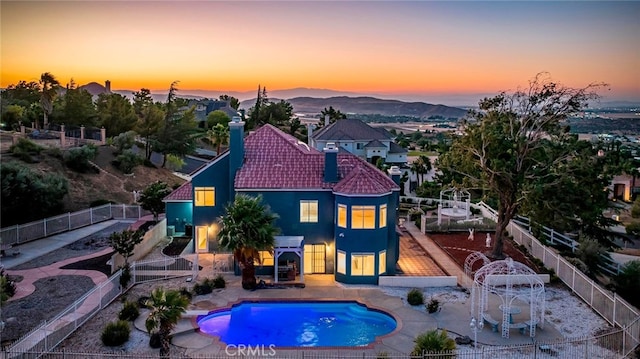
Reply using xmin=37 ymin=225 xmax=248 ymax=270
xmin=78 ymin=82 xmax=468 ymax=119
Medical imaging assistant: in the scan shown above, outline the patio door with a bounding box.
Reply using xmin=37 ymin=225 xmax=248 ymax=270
xmin=304 ymin=244 xmax=325 ymax=274
xmin=195 ymin=226 xmax=209 ymax=253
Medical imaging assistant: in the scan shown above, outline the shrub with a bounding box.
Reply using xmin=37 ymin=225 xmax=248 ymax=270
xmin=632 ymin=198 xmax=640 ymax=218
xmin=411 ymin=329 xmax=456 ymax=356
xmin=9 ymin=137 xmax=44 ymax=163
xmin=426 ymin=298 xmax=440 ymax=313
xmin=113 ymin=149 xmax=142 ymax=174
xmin=101 ymin=320 xmax=130 ymax=346
xmin=118 ymin=301 xmax=140 ymax=321
xmin=613 ymin=260 xmax=640 ymax=308
xmin=119 ymin=264 xmax=132 ymax=289
xmin=46 ymin=146 xmax=63 ymax=159
xmin=63 ymin=144 xmax=98 ymax=172
xmin=625 ymin=221 xmax=640 ymax=237
xmin=111 ymin=131 xmax=136 ymax=155
xmin=193 ymin=278 xmax=215 ymax=295
xmin=0 ymin=269 xmax=17 ymax=303
xmin=179 ymin=287 xmax=193 ymax=300
xmin=576 ymin=236 xmax=611 ymax=278
xmin=137 ymin=296 xmax=150 ymax=309
xmin=407 ymin=288 xmax=424 ymax=306
xmin=149 ymin=332 xmax=162 ymax=348
xmin=213 ymin=275 xmax=226 ymax=289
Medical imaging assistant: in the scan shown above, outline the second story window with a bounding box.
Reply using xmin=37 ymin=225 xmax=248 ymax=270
xmin=351 ymin=205 xmax=375 ymax=229
xmin=379 ymin=204 xmax=387 ymax=228
xmin=300 ymin=200 xmax=318 ymax=223
xmin=337 ymin=204 xmax=347 ymax=228
xmin=194 ymin=187 xmax=215 ymax=206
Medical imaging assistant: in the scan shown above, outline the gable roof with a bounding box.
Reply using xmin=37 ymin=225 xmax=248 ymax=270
xmin=364 ymin=139 xmax=386 ymax=149
xmin=163 ymin=181 xmax=192 ymax=202
xmin=389 ymin=141 xmax=408 ymax=154
xmin=235 ymin=124 xmax=399 ymax=195
xmin=312 ymin=119 xmax=390 ymax=142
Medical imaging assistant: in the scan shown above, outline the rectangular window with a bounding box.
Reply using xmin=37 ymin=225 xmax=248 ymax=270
xmin=337 ymin=250 xmax=346 ymax=274
xmin=194 ymin=187 xmax=215 ymax=206
xmin=379 ymin=204 xmax=387 ymax=228
xmin=351 ymin=206 xmax=375 ymax=229
xmin=356 ymin=143 xmax=363 ymax=150
xmin=300 ymin=200 xmax=318 ymax=223
xmin=379 ymin=250 xmax=387 ymax=275
xmin=351 ymin=253 xmax=375 ymax=276
xmin=254 ymin=251 xmax=274 ymax=266
xmin=337 ymin=204 xmax=347 ymax=228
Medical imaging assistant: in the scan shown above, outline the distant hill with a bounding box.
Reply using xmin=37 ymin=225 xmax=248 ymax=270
xmin=240 ymin=96 xmax=468 ymax=119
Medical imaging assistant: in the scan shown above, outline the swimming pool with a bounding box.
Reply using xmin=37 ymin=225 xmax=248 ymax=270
xmin=197 ymin=300 xmax=397 ymax=347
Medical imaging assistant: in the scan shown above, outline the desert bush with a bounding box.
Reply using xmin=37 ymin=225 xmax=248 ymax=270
xmin=213 ymin=275 xmax=226 ymax=289
xmin=113 ymin=149 xmax=142 ymax=174
xmin=426 ymin=298 xmax=440 ymax=313
xmin=411 ymin=329 xmax=456 ymax=356
xmin=46 ymin=146 xmax=63 ymax=159
xmin=179 ymin=287 xmax=193 ymax=300
xmin=101 ymin=320 xmax=130 ymax=346
xmin=632 ymin=198 xmax=640 ymax=218
xmin=111 ymin=131 xmax=136 ymax=155
xmin=138 ymin=295 xmax=151 ymax=309
xmin=0 ymin=269 xmax=17 ymax=303
xmin=9 ymin=137 xmax=44 ymax=162
xmin=118 ymin=301 xmax=140 ymax=321
xmin=193 ymin=278 xmax=215 ymax=295
xmin=407 ymin=288 xmax=424 ymax=306
xmin=613 ymin=260 xmax=640 ymax=308
xmin=64 ymin=144 xmax=98 ymax=172
xmin=576 ymin=236 xmax=611 ymax=278
xmin=625 ymin=221 xmax=640 ymax=237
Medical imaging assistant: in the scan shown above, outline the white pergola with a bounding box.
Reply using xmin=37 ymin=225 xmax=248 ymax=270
xmin=471 ymin=257 xmax=546 ymax=338
xmin=273 ymin=236 xmax=304 ymax=283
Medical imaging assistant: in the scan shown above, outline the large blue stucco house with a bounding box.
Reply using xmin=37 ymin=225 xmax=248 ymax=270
xmin=164 ymin=117 xmax=402 ymax=284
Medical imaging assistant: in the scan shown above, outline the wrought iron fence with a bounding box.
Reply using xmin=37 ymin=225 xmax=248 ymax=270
xmin=0 ymin=204 xmax=149 ymax=247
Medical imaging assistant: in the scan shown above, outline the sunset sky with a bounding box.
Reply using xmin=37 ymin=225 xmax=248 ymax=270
xmin=2 ymin=1 xmax=639 ymax=105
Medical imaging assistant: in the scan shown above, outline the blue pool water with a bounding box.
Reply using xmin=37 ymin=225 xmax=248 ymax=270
xmin=197 ymin=301 xmax=397 ymax=347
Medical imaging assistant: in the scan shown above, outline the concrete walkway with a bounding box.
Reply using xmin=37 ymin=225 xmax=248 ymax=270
xmin=0 ymin=219 xmax=134 ymax=270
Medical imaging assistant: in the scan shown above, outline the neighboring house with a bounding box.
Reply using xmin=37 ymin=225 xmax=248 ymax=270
xmin=610 ymin=174 xmax=640 ymax=202
xmin=164 ymin=117 xmax=402 ymax=285
xmin=309 ymin=118 xmax=407 ymax=166
xmin=187 ymin=99 xmax=239 ymax=127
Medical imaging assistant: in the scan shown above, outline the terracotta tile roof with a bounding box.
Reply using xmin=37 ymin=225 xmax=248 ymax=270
xmin=235 ymin=124 xmax=399 ymax=195
xmin=163 ymin=182 xmax=192 ymax=201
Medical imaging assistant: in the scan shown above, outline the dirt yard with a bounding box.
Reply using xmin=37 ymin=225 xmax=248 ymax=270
xmin=428 ymin=231 xmax=541 ymax=272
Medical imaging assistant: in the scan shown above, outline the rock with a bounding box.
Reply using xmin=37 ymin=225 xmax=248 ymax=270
xmin=455 ymin=335 xmax=472 ymax=345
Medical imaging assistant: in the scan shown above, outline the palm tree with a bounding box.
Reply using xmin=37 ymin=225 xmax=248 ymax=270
xmin=145 ymin=287 xmax=189 ymax=358
xmin=39 ymin=72 xmax=60 ymax=129
xmin=411 ymin=155 xmax=432 ymax=185
xmin=207 ymin=123 xmax=229 ymax=156
xmin=218 ymin=194 xmax=279 ymax=290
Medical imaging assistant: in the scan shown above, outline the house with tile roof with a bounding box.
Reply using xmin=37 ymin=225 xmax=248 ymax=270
xmin=164 ymin=117 xmax=402 ymax=284
xmin=187 ymin=99 xmax=239 ymax=128
xmin=309 ymin=118 xmax=407 ymax=166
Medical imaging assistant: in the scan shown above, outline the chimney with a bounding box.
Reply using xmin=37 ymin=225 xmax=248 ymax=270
xmin=307 ymin=123 xmax=315 ymax=147
xmin=324 ymin=114 xmax=330 ymax=127
xmin=323 ymin=142 xmax=339 ymax=183
xmin=229 ymin=116 xmax=245 ymax=197
xmin=105 ymin=80 xmax=111 ymax=93
xmin=388 ymin=166 xmax=402 ymax=185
